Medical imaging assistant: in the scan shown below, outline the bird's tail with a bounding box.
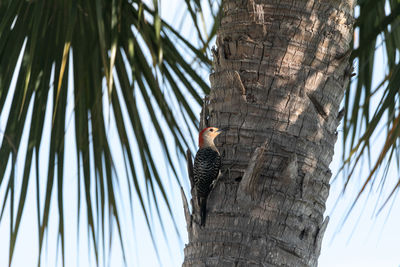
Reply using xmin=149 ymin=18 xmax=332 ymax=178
xmin=199 ymin=197 xmax=207 ymax=226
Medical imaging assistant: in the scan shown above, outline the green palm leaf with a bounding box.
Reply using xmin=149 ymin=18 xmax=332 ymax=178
xmin=0 ymin=0 xmax=213 ymax=265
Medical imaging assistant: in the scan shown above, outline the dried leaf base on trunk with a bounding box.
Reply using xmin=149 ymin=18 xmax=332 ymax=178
xmin=183 ymin=0 xmax=355 ymax=266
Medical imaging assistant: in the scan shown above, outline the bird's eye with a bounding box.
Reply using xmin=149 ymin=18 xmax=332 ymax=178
xmin=210 ymin=129 xmax=214 ymax=132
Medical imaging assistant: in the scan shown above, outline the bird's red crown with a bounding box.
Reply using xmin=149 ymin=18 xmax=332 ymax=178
xmin=198 ymin=127 xmax=213 ymax=147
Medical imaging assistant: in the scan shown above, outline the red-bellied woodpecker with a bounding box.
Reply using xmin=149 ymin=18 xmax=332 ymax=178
xmin=194 ymin=126 xmax=225 ymax=226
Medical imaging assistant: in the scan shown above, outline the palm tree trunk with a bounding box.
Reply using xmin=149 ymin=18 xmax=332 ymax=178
xmin=182 ymin=0 xmax=355 ymax=266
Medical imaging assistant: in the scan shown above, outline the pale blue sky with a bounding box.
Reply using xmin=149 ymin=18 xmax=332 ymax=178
xmin=0 ymin=1 xmax=399 ymax=267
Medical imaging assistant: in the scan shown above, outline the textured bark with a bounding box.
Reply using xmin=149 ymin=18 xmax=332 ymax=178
xmin=183 ymin=0 xmax=355 ymax=266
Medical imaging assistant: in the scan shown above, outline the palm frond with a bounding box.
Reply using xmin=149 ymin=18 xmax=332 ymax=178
xmin=0 ymin=0 xmax=213 ymax=265
xmin=343 ymin=0 xmax=400 ymax=213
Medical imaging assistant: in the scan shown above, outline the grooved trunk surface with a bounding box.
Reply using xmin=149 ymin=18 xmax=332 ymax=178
xmin=183 ymin=1 xmax=355 ymax=266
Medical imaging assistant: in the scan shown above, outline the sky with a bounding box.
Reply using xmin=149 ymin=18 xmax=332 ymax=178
xmin=0 ymin=1 xmax=400 ymax=267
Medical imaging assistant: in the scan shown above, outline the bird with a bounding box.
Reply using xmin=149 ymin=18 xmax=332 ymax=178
xmin=193 ymin=126 xmax=225 ymax=226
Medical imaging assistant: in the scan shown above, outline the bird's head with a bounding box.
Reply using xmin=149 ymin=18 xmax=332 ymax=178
xmin=198 ymin=127 xmax=227 ymax=149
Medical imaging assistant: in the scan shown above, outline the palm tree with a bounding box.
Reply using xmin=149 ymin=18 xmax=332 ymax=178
xmin=183 ymin=0 xmax=355 ymax=265
xmin=1 ymin=0 xmax=400 ymax=266
xmin=183 ymin=0 xmax=400 ymax=265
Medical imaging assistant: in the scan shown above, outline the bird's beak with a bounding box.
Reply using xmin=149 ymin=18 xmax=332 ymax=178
xmin=217 ymin=127 xmax=229 ymax=133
